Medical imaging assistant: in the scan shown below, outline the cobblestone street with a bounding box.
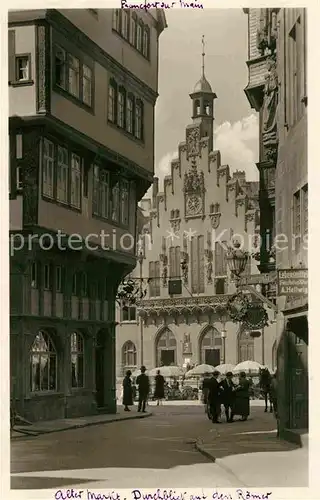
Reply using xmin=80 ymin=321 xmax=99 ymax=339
xmin=11 ymin=404 xmax=306 ymax=490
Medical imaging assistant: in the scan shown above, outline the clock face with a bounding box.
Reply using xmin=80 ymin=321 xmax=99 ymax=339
xmin=187 ymin=195 xmax=202 ymax=215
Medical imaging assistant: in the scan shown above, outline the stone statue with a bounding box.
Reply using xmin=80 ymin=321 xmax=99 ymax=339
xmin=162 ymin=266 xmax=167 ymax=286
xmin=206 ymin=261 xmax=213 ymax=284
xmin=262 ymin=58 xmax=278 ymax=147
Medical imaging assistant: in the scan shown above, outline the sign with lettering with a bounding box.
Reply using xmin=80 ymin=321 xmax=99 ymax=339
xmin=277 ymin=269 xmax=308 ymax=297
xmin=237 ymin=272 xmax=277 ymax=286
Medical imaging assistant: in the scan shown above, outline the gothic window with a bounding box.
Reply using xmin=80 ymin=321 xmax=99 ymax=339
xmin=238 ymin=329 xmax=254 ymax=363
xmin=215 ymin=241 xmax=227 ymax=277
xmin=71 ymin=332 xmax=84 ymax=388
xmin=122 ymin=341 xmax=137 ymax=371
xmin=149 ymin=261 xmax=160 ymax=297
xmin=156 ymin=329 xmax=176 ymax=366
xmin=200 ymin=327 xmax=222 ymax=366
xmin=169 ymin=247 xmax=181 ymax=279
xmin=191 ymin=235 xmax=205 ymax=293
xmin=30 ymin=331 xmax=57 ymax=392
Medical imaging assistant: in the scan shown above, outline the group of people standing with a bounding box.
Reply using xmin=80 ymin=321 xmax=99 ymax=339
xmin=202 ymin=369 xmax=278 ymax=424
xmin=122 ymin=367 xmax=167 ymax=412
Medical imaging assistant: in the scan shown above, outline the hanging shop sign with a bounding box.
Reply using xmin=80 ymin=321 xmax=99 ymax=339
xmin=277 ymin=269 xmax=308 ymax=297
xmin=226 ymin=292 xmax=250 ymax=322
xmin=242 ymin=303 xmax=269 ymax=330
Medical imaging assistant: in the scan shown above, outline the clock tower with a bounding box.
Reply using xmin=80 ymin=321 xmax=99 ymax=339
xmin=189 ymin=35 xmax=217 ymax=152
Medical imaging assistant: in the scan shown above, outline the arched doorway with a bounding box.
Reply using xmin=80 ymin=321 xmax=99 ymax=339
xmin=238 ymin=328 xmax=254 ymax=362
xmin=30 ymin=330 xmax=57 ymax=392
xmin=199 ymin=326 xmax=222 ymax=366
xmin=156 ymin=328 xmax=176 ymax=366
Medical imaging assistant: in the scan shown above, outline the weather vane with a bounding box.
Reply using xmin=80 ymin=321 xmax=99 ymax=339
xmin=202 ymin=35 xmax=205 ymax=77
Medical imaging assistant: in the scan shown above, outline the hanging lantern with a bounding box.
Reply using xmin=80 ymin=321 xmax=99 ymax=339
xmin=226 ymin=240 xmax=249 ymax=278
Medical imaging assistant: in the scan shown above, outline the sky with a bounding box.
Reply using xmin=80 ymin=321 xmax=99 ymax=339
xmin=153 ymin=8 xmax=259 ymax=192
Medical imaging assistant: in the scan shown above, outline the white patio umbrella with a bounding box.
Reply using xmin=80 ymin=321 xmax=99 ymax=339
xmin=148 ymin=366 xmax=184 ymax=378
xmin=234 ymin=360 xmax=264 ymax=375
xmin=185 ymin=364 xmax=215 ymax=378
xmin=214 ymin=363 xmax=236 ymax=375
xmin=131 ymin=368 xmax=147 ymax=378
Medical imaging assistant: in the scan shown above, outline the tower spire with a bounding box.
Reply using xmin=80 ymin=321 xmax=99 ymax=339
xmin=201 ymin=35 xmax=205 ymax=77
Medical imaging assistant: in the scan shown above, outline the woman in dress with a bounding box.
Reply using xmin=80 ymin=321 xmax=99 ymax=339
xmin=232 ymin=371 xmax=251 ymax=421
xmin=122 ymin=370 xmax=134 ymax=412
xmin=154 ymin=369 xmax=165 ymax=406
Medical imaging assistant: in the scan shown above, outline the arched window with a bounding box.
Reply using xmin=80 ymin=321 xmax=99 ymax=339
xmin=195 ymin=99 xmax=201 ymax=115
xmin=71 ymin=332 xmax=84 ymax=388
xmin=156 ymin=328 xmax=176 ymax=366
xmin=30 ymin=331 xmax=57 ymax=392
xmin=122 ymin=341 xmax=137 ymax=371
xmin=238 ymin=328 xmax=254 ymax=363
xmin=200 ymin=327 xmax=222 ymax=366
xmin=204 ymin=101 xmax=211 ymax=115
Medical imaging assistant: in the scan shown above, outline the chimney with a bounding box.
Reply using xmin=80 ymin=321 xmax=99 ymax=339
xmin=152 ymin=177 xmax=159 ymax=207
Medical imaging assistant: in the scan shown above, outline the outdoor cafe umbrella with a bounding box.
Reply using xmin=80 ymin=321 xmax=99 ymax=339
xmin=185 ymin=364 xmax=215 ymax=378
xmin=233 ymin=360 xmax=264 ymax=375
xmin=148 ymin=366 xmax=184 ymax=378
xmin=214 ymin=363 xmax=235 ymax=375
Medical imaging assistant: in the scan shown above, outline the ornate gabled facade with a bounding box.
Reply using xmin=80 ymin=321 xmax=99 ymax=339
xmin=116 ymin=51 xmax=277 ymax=377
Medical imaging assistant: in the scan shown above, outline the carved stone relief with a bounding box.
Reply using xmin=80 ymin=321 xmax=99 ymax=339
xmin=186 ymin=126 xmax=201 ymax=158
xmin=209 ymin=213 xmax=221 ymax=229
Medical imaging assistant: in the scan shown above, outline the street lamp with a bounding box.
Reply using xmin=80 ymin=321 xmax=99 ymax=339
xmin=219 ymin=311 xmax=228 ymax=364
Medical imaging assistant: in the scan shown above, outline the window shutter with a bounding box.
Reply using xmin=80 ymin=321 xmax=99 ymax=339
xmin=8 ymin=30 xmax=16 ymax=84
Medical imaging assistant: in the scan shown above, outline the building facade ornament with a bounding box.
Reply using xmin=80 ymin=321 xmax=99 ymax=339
xmin=186 ymin=125 xmax=201 ymax=158
xmin=209 ymin=212 xmax=221 ymax=229
xmin=262 ymin=56 xmax=279 ymax=161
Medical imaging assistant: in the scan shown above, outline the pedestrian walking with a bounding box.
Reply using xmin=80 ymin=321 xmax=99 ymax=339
xmin=122 ymin=370 xmax=134 ymax=412
xmin=232 ymin=371 xmax=251 ymax=421
xmin=201 ymin=372 xmax=212 ymax=413
xmin=136 ymin=366 xmax=150 ymax=413
xmin=219 ymin=371 xmax=236 ymax=422
xmin=154 ymin=369 xmax=165 ymax=406
xmin=207 ymin=370 xmax=221 ymax=423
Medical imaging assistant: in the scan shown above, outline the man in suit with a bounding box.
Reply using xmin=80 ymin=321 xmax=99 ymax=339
xmin=207 ymin=370 xmax=221 ymax=423
xmin=219 ymin=371 xmax=235 ymax=422
xmin=201 ymin=372 xmax=211 ymax=412
xmin=136 ymin=366 xmax=150 ymax=413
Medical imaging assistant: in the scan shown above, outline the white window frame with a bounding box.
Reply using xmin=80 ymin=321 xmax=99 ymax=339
xmin=42 ymin=138 xmax=54 ymax=198
xmin=55 ymin=46 xmax=67 ymax=90
xmin=68 ymin=54 xmax=80 ymax=98
xmin=117 ymin=89 xmax=125 ymax=128
xmin=135 ymin=100 xmax=142 ymax=140
xmin=16 ymin=55 xmax=30 ymax=81
xmin=126 ymin=95 xmax=134 ymax=134
xmin=57 ymin=146 xmax=69 ymax=204
xmin=82 ymin=64 xmax=92 ymax=106
xmin=70 ymin=153 xmax=81 ymax=209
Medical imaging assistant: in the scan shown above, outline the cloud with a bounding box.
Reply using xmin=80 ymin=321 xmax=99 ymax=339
xmin=214 ymin=113 xmax=259 ymax=181
xmin=145 ymin=113 xmax=259 ymax=200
